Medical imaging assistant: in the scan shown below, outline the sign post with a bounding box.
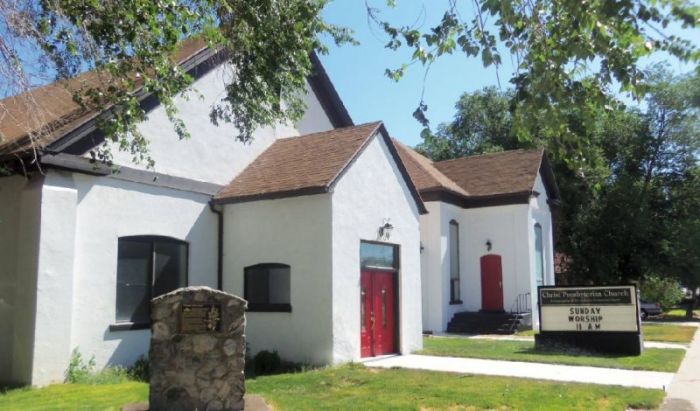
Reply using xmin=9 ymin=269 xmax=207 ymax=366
xmin=535 ymin=285 xmax=643 ymax=355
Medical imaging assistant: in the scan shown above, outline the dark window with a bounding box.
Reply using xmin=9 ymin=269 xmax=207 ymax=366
xmin=116 ymin=236 xmax=188 ymax=325
xmin=534 ymin=223 xmax=545 ymax=286
xmin=449 ymin=220 xmax=461 ymax=303
xmin=360 ymin=242 xmax=398 ymax=269
xmin=244 ymin=263 xmax=291 ymax=312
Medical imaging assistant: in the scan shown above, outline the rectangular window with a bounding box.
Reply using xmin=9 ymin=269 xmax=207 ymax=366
xmin=449 ymin=221 xmax=461 ymax=303
xmin=245 ymin=264 xmax=291 ymax=312
xmin=360 ymin=242 xmax=398 ymax=269
xmin=116 ymin=236 xmax=188 ymax=325
xmin=534 ymin=224 xmax=545 ymax=286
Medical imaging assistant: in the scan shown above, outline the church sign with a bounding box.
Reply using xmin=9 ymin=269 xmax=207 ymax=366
xmin=539 ymin=286 xmax=639 ymax=332
xmin=535 ymin=285 xmax=643 ymax=355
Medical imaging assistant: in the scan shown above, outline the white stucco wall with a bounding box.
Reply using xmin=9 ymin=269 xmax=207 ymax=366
xmin=527 ymin=173 xmax=554 ymax=327
xmin=11 ymin=170 xmax=219 ymax=386
xmin=109 ymin=66 xmax=335 ymax=185
xmin=331 ymin=135 xmax=423 ymax=361
xmin=4 ymin=55 xmax=343 ymax=386
xmin=0 ymin=175 xmax=42 ymax=385
xmin=460 ymin=203 xmax=533 ymax=315
xmin=419 ymin=202 xmax=442 ymax=331
xmin=420 ymin=201 xmax=530 ymax=332
xmin=69 ymin=173 xmax=218 ymax=374
xmin=222 ymin=194 xmax=334 ymax=364
xmin=31 ymin=171 xmax=79 ymax=386
xmin=295 ymin=81 xmax=335 ymax=136
xmin=420 ymin=171 xmax=555 ymax=332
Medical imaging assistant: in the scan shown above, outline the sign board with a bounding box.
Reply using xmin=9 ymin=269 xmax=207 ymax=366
xmin=179 ymin=303 xmax=222 ymax=333
xmin=539 ymin=285 xmax=639 ymax=332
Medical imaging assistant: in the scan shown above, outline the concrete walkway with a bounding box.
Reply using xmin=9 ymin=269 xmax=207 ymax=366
xmin=363 ymin=354 xmax=674 ymax=390
xmin=661 ymin=328 xmax=700 ymax=410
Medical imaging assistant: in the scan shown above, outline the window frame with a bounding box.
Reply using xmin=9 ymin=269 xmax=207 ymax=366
xmin=111 ymin=235 xmax=189 ymax=331
xmin=244 ymin=263 xmax=292 ymax=313
xmin=359 ymin=240 xmax=401 ymax=354
xmin=534 ymin=223 xmax=545 ymax=286
xmin=449 ymin=220 xmax=462 ymax=304
xmin=360 ymin=240 xmax=399 ymax=272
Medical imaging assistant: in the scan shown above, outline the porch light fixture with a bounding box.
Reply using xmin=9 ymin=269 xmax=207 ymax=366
xmin=378 ymin=219 xmax=394 ymax=240
xmin=486 ymin=240 xmax=492 ymax=252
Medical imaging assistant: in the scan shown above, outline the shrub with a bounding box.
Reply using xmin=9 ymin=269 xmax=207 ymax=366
xmin=65 ymin=348 xmax=133 ymax=385
xmin=641 ymin=276 xmax=684 ymax=310
xmin=66 ymin=348 xmax=96 ymax=383
xmin=82 ymin=366 xmax=130 ymax=384
xmin=127 ymin=356 xmax=149 ymax=382
xmin=253 ymin=350 xmax=282 ymax=376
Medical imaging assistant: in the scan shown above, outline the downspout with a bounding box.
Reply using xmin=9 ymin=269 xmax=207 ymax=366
xmin=209 ymin=201 xmax=224 ymax=291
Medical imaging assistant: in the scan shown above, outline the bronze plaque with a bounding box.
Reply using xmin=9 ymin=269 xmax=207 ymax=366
xmin=179 ymin=303 xmax=222 ymax=333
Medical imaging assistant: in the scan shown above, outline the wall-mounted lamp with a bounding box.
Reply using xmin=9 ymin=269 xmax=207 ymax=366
xmin=378 ymin=218 xmax=394 ymax=240
xmin=486 ymin=240 xmax=492 ymax=252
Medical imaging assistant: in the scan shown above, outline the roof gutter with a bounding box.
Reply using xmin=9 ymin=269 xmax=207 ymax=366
xmin=208 ymin=201 xmax=224 ymax=291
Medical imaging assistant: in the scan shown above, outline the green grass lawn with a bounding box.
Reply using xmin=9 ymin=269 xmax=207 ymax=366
xmin=515 ymin=329 xmax=537 ymax=337
xmin=643 ymin=323 xmax=697 ymax=343
xmin=247 ymin=364 xmax=664 ymax=410
xmin=662 ymin=308 xmax=700 ymax=320
xmin=419 ymin=336 xmax=685 ymax=372
xmin=516 ymin=323 xmax=697 ymax=343
xmin=0 ymin=382 xmax=147 ymax=411
xmin=0 ymin=365 xmax=666 ymax=410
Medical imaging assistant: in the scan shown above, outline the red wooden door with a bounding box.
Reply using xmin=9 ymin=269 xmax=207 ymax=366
xmin=372 ymin=271 xmax=396 ymax=355
xmin=360 ymin=270 xmax=397 ymax=357
xmin=480 ymin=254 xmax=504 ymax=311
xmin=360 ymin=272 xmax=373 ymax=357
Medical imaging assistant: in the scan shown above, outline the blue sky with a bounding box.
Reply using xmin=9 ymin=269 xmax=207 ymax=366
xmin=319 ymin=1 xmax=698 ymax=147
xmin=319 ymin=1 xmax=508 ymax=147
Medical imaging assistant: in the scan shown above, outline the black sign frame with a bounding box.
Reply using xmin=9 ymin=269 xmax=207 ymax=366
xmin=534 ymin=284 xmax=643 ymax=356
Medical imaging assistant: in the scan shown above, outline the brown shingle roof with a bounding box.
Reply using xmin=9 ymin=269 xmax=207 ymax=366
xmin=434 ymin=149 xmax=545 ymax=197
xmin=213 ymin=122 xmax=427 ymax=213
xmin=393 ymin=140 xmax=469 ymax=196
xmin=390 ymin=144 xmax=559 ymax=207
xmin=214 ymin=122 xmax=382 ymax=202
xmin=0 ymin=38 xmax=210 ymax=158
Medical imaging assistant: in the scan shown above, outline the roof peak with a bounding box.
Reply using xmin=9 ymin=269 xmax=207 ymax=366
xmin=213 ymin=121 xmax=427 ymax=213
xmin=434 ymin=147 xmax=544 ymax=165
xmin=276 ymin=121 xmax=382 ymax=144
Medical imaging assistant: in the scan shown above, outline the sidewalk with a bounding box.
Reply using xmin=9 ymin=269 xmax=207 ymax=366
xmin=661 ymin=327 xmax=700 ymax=410
xmin=363 ymin=354 xmax=673 ymax=390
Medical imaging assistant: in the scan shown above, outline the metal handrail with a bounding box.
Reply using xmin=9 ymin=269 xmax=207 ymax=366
xmin=509 ymin=292 xmax=531 ymax=314
xmin=508 ymin=292 xmax=532 ymax=332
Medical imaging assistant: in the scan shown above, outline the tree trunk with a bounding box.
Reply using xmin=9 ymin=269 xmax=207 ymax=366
xmin=687 ymin=288 xmax=698 ymax=319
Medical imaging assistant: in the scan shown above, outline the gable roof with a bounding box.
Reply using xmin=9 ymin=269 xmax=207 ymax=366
xmin=395 ymin=144 xmax=559 ymax=208
xmin=0 ymin=38 xmax=211 ymax=158
xmin=393 ymin=140 xmax=469 ymax=196
xmin=0 ymin=38 xmax=353 ymax=160
xmin=434 ymin=149 xmax=546 ymax=197
xmin=212 ymin=122 xmax=427 ymax=214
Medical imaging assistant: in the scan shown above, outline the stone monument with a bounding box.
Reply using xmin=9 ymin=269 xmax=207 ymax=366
xmin=149 ymin=286 xmax=247 ymax=411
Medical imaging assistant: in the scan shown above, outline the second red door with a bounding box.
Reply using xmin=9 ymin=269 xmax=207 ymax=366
xmin=360 ymin=270 xmax=396 ymax=357
xmin=480 ymin=254 xmax=504 ymax=311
